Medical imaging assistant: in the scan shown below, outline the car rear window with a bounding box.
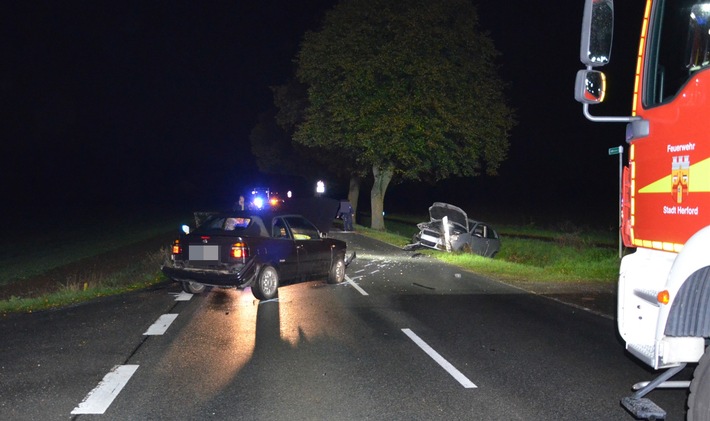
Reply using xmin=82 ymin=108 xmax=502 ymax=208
xmin=203 ymin=217 xmax=252 ymax=232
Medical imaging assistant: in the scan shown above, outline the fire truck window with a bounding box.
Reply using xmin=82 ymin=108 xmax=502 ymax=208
xmin=686 ymin=4 xmax=710 ymax=72
xmin=645 ymin=0 xmax=704 ymax=106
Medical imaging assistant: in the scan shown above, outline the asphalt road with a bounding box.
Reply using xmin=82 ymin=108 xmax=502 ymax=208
xmin=0 ymin=232 xmax=691 ymax=420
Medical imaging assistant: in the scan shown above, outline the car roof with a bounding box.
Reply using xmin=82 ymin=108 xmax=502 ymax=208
xmin=196 ymin=197 xmax=340 ymax=234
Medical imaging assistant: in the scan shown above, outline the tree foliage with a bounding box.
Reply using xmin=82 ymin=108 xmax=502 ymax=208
xmin=295 ymin=0 xmax=515 ymax=184
xmin=258 ymin=80 xmax=368 ymax=189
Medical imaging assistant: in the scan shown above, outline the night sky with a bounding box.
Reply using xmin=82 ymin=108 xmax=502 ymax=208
xmin=2 ymin=1 xmax=646 ymax=226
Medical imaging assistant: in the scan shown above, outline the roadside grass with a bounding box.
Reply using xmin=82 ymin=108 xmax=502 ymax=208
xmin=379 ymin=213 xmax=618 ymax=247
xmin=0 ymin=247 xmax=169 ymax=315
xmin=1 ymin=212 xmax=620 ymax=315
xmin=357 ymin=214 xmax=620 ymax=283
xmin=0 ymin=207 xmax=187 ymax=287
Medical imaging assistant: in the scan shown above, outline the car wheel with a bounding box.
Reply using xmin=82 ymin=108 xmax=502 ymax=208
xmin=252 ymin=265 xmax=279 ymax=300
xmin=181 ymin=281 xmax=206 ymax=294
xmin=327 ymin=257 xmax=346 ymax=284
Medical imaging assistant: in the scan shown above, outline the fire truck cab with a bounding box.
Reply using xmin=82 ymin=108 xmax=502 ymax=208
xmin=576 ymin=0 xmax=710 ymax=419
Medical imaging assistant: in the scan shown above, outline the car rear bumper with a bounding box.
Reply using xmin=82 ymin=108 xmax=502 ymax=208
xmin=161 ymin=259 xmax=257 ymax=288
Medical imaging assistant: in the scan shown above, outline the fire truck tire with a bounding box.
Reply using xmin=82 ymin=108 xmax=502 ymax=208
xmin=689 ymin=347 xmax=710 ymax=421
xmin=252 ymin=266 xmax=279 ymax=300
xmin=181 ymin=281 xmax=206 ymax=294
xmin=327 ymin=257 xmax=345 ymax=284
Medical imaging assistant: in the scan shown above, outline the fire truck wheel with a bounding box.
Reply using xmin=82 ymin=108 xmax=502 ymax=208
xmin=327 ymin=257 xmax=345 ymax=284
xmin=252 ymin=266 xmax=279 ymax=300
xmin=181 ymin=281 xmax=206 ymax=294
xmin=689 ymin=347 xmax=710 ymax=421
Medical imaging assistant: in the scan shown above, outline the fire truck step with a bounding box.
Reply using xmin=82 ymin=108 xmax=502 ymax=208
xmin=627 ymin=343 xmax=656 ymax=366
xmin=621 ymin=396 xmax=666 ymax=420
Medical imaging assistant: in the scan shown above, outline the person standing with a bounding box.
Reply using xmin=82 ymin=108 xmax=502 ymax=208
xmin=338 ymin=200 xmax=354 ymax=231
xmin=233 ymin=195 xmax=245 ymax=211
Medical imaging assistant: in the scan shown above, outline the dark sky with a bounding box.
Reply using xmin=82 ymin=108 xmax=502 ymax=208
xmin=1 ymin=0 xmax=645 ymax=225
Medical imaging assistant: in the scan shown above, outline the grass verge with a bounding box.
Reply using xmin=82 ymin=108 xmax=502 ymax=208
xmin=1 ymin=214 xmax=620 ymax=315
xmin=0 ymin=211 xmax=185 ymax=287
xmin=0 ymin=248 xmax=170 ymax=315
xmin=356 ymin=217 xmax=620 ymax=284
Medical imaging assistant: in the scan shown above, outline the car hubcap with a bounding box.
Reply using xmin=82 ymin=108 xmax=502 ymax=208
xmin=336 ymin=261 xmax=345 ymax=282
xmin=189 ymin=282 xmax=204 ymax=293
xmin=262 ymin=270 xmax=277 ymax=295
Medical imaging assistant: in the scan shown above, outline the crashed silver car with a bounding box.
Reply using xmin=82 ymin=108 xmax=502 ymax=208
xmin=407 ymin=202 xmax=500 ymax=257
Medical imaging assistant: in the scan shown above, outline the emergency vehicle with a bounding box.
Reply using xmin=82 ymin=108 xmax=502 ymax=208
xmin=247 ymin=187 xmax=283 ymax=210
xmin=575 ymin=0 xmax=710 ymax=419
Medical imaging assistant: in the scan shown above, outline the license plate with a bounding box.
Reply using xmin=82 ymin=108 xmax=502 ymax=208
xmin=189 ymin=245 xmax=219 ymax=260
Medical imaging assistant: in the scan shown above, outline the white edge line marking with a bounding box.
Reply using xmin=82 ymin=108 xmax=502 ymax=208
xmin=172 ymin=291 xmax=193 ymax=301
xmin=71 ymin=364 xmax=139 ymax=414
xmin=402 ymin=328 xmax=477 ymax=389
xmin=143 ymin=313 xmax=178 ymax=335
xmin=345 ymin=275 xmax=369 ymax=296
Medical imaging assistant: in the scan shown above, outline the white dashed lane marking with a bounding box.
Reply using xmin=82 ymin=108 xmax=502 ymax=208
xmin=402 ymin=328 xmax=477 ymax=389
xmin=71 ymin=365 xmax=139 ymax=415
xmin=143 ymin=313 xmax=178 ymax=335
xmin=71 ymin=291 xmax=191 ymax=416
xmin=170 ymin=291 xmax=193 ymax=301
xmin=345 ymin=275 xmax=369 ymax=296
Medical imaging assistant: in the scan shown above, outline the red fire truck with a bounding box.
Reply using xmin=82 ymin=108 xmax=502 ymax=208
xmin=576 ymin=0 xmax=710 ymax=419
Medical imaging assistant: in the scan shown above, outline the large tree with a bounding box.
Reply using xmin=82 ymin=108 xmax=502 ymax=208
xmin=270 ymin=79 xmax=368 ymax=220
xmin=295 ymin=0 xmax=515 ymax=230
xmin=250 ymin=83 xmax=359 ymax=190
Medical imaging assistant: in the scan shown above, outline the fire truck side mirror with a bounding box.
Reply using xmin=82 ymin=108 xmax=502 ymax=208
xmin=575 ymin=69 xmax=607 ymax=104
xmin=580 ymin=0 xmax=614 ymax=66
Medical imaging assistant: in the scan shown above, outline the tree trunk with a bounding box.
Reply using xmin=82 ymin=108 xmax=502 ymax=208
xmin=370 ymin=165 xmax=393 ymax=230
xmin=348 ymin=176 xmax=360 ymax=224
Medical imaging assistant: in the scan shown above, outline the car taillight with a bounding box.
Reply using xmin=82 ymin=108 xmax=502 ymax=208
xmin=172 ymin=240 xmax=182 ymax=255
xmin=231 ymin=242 xmax=248 ymax=259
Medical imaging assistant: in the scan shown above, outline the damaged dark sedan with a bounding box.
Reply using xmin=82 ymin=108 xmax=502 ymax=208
xmin=161 ymin=208 xmax=354 ymax=300
xmin=407 ymin=202 xmax=501 ymax=257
